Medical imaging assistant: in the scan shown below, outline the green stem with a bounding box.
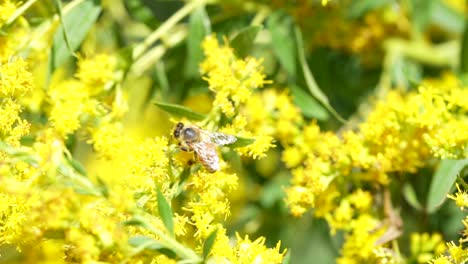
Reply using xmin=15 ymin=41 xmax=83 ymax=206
xmin=384 ymin=38 xmax=458 ymax=68
xmin=141 ymin=214 xmax=203 ymax=263
xmin=5 ymin=0 xmax=39 ymax=26
xmin=251 ymin=7 xmax=269 ymax=26
xmin=132 ymin=0 xmax=207 ymax=61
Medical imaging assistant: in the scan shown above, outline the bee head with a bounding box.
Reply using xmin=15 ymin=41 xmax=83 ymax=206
xmin=173 ymin=122 xmax=184 ymax=138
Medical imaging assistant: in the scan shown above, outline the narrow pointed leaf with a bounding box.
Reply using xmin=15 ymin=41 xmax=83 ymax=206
xmin=66 ymin=156 xmax=88 ymax=177
xmin=430 ymin=0 xmax=464 ymax=34
xmin=267 ymin=12 xmax=296 ymax=76
xmin=122 ymin=217 xmax=152 ymax=230
xmin=129 ymin=235 xmax=165 ymax=250
xmin=230 ymin=136 xmax=255 ymax=148
xmin=402 ymin=183 xmax=423 ymax=211
xmin=294 ymin=26 xmax=345 ymax=123
xmin=203 ymin=228 xmax=217 ymax=259
xmin=282 ymin=251 xmax=291 ymax=264
xmin=185 ymin=7 xmax=211 ymax=78
xmin=49 ymin=0 xmax=101 ymax=74
xmin=128 ymin=235 xmax=176 ymax=258
xmin=290 ymin=85 xmax=329 ymax=120
xmin=427 ymin=159 xmax=468 ymax=213
xmin=157 ymin=188 xmax=174 ymax=236
xmin=153 ymin=101 xmax=206 ymax=121
xmin=230 ymin=25 xmax=262 ymax=58
xmin=460 ymin=20 xmax=468 ymax=73
xmin=347 ymin=0 xmax=389 ymax=18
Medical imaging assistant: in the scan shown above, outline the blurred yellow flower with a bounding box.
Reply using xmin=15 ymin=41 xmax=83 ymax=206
xmin=0 ymin=0 xmax=16 ymax=27
xmin=76 ymin=54 xmax=116 ymax=94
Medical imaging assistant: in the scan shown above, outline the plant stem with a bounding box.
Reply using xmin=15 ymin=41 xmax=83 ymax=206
xmin=142 ymin=214 xmax=203 ymax=263
xmin=133 ymin=0 xmax=207 ymax=61
xmin=6 ymin=0 xmax=39 ymax=26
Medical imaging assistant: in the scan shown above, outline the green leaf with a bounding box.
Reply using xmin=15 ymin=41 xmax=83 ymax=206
xmin=0 ymin=141 xmax=29 ymax=157
xmin=53 ymin=0 xmax=72 ymax=55
xmin=49 ymin=0 xmax=101 ymax=74
xmin=123 ymin=217 xmax=152 ymax=230
xmin=65 ymin=156 xmax=88 ymax=177
xmin=267 ymin=12 xmax=296 ymax=76
xmin=96 ymin=176 xmax=109 ymax=198
xmin=290 ymin=85 xmax=329 ymax=120
xmin=230 ymin=136 xmax=255 ymax=148
xmin=427 ymin=159 xmax=468 ymax=213
xmin=129 ymin=235 xmax=165 ymax=250
xmin=185 ymin=7 xmax=210 ymax=78
xmin=430 ymin=0 xmax=465 ymax=34
xmin=347 ymin=0 xmax=390 ymax=18
xmin=153 ymin=101 xmax=206 ymax=121
xmin=125 ymin=0 xmax=158 ymax=28
xmin=222 ymin=149 xmax=243 ymax=172
xmin=402 ymin=183 xmax=423 ymax=211
xmin=202 ymin=228 xmax=217 ymax=260
xmin=155 ymin=62 xmax=170 ymax=100
xmin=230 ymin=25 xmax=262 ymax=58
xmin=282 ymin=250 xmax=291 ymax=264
xmin=411 ymin=0 xmax=434 ymax=34
xmin=294 ymin=26 xmax=345 ymax=123
xmin=128 ymin=235 xmax=177 ymax=258
xmin=460 ymin=20 xmax=468 ymax=73
xmin=157 ymin=189 xmax=174 ymax=236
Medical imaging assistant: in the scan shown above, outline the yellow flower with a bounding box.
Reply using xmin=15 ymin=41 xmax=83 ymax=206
xmin=446 ymin=241 xmax=468 ymax=263
xmin=443 ymin=0 xmax=466 ymax=13
xmin=282 ymin=145 xmax=305 ymax=168
xmin=372 ymin=247 xmax=398 ymax=264
xmin=410 ymin=233 xmax=446 ymax=263
xmin=234 ymin=234 xmax=285 ymax=264
xmin=337 ymin=214 xmax=383 ymax=263
xmin=186 ymin=170 xmax=238 ymax=228
xmin=126 ymin=137 xmax=169 ymax=189
xmin=75 ymin=54 xmax=116 ymax=94
xmin=237 ymin=134 xmax=275 ymax=159
xmin=429 ymin=256 xmax=451 ymax=264
xmin=447 ymin=183 xmax=468 ymax=210
xmin=0 ymin=58 xmax=34 ymax=97
xmin=88 ymin=122 xmax=127 ymax=159
xmin=285 ymin=185 xmax=315 ymax=217
xmin=0 ymin=98 xmax=30 ymax=146
xmin=0 ymin=192 xmax=39 ymax=245
xmin=200 ymin=35 xmax=269 ymax=117
xmin=347 ymin=189 xmax=372 ymax=212
xmin=48 ymin=80 xmax=90 ymax=137
xmin=0 ymin=0 xmax=17 ymax=27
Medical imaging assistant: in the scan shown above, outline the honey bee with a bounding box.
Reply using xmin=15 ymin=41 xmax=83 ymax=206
xmin=173 ymin=122 xmax=237 ymax=172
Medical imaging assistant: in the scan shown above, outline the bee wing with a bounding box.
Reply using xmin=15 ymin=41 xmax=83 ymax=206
xmin=201 ymin=130 xmax=237 ymax=146
xmin=190 ymin=140 xmax=220 ymax=172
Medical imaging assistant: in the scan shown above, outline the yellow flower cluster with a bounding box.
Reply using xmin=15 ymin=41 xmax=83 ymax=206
xmin=47 ymin=54 xmax=117 ymax=138
xmin=285 ymin=73 xmax=467 ymax=217
xmin=410 ymin=233 xmax=447 ymax=263
xmin=200 ymin=35 xmax=269 ymax=117
xmin=429 ymin=182 xmax=468 ymax=263
xmin=223 ymin=73 xmax=466 ymax=261
xmin=0 ymin=58 xmax=33 ymax=147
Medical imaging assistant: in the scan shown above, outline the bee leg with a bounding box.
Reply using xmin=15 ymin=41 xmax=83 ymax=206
xmin=189 ymin=152 xmax=200 ymax=166
xmin=178 ymin=142 xmax=190 ymax=152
